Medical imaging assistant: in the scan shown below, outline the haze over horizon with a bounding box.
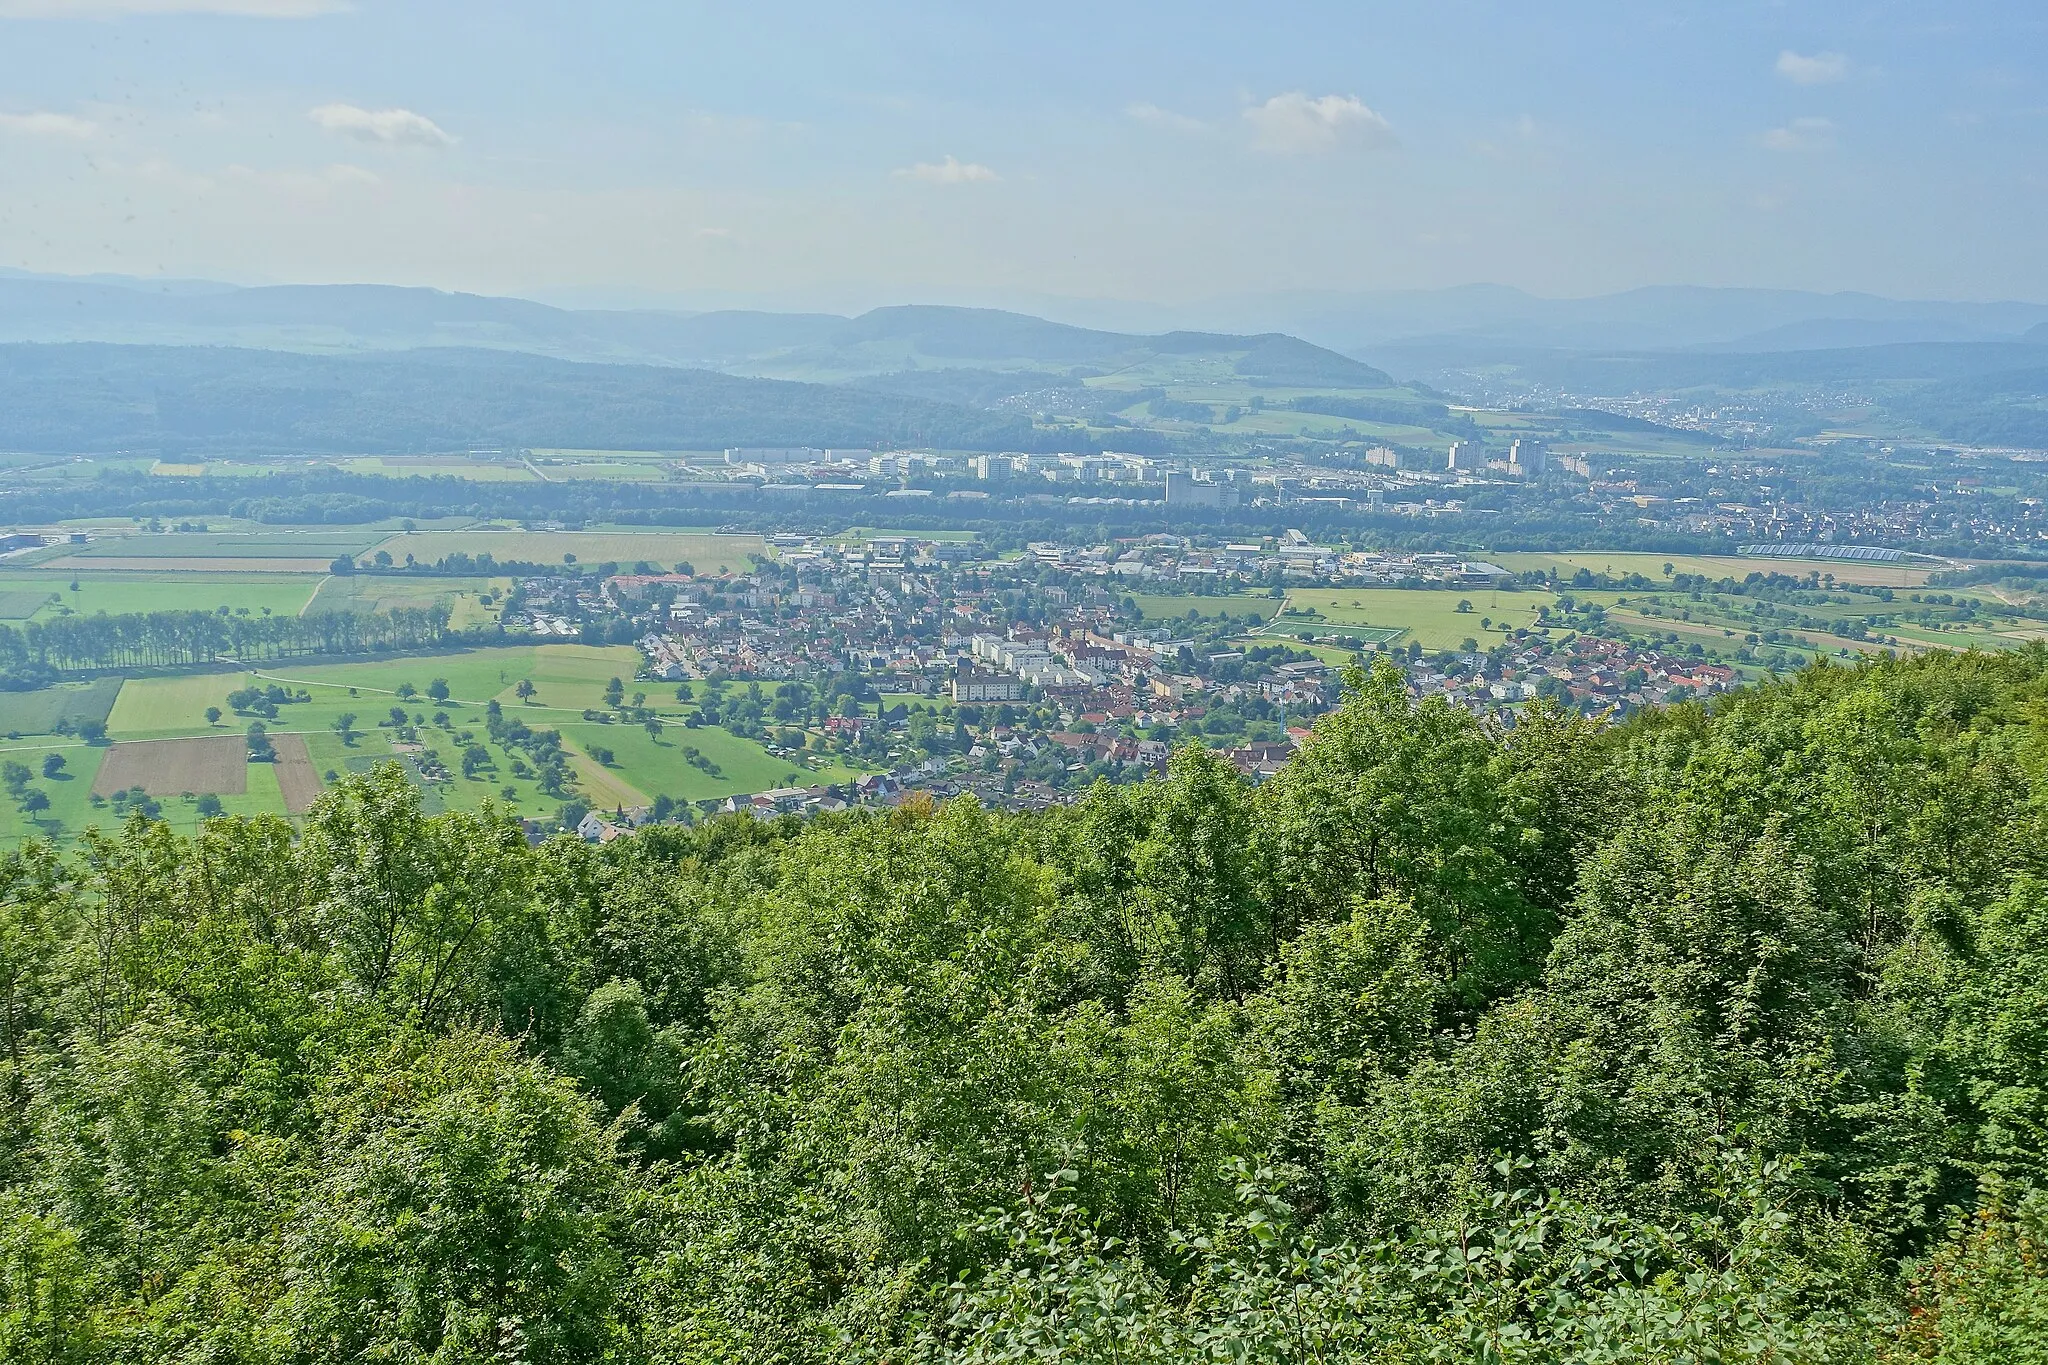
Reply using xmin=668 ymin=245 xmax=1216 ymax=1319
xmin=2 ymin=0 xmax=2044 ymax=309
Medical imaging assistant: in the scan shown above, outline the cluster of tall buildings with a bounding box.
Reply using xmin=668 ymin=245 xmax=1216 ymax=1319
xmin=1445 ymin=438 xmax=1547 ymax=476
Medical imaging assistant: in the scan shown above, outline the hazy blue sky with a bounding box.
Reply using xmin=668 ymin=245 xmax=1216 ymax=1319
xmin=0 ymin=0 xmax=2043 ymax=306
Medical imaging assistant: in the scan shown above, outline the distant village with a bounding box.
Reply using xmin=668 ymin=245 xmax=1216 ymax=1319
xmin=513 ymin=529 xmax=1745 ymax=840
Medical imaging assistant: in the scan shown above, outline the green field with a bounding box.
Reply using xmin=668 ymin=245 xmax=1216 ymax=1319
xmin=1491 ymin=551 xmax=1939 ymax=589
xmin=106 ymin=672 xmax=250 ymax=736
xmin=340 ymin=457 xmax=538 ymax=482
xmin=0 ymin=590 xmax=52 ymax=619
xmin=1128 ymin=593 xmax=1281 ymax=622
xmin=1275 ymin=587 xmax=1558 ymax=651
xmin=248 ymin=644 xmax=643 ymax=711
xmin=364 ymin=530 xmax=763 ymax=573
xmin=66 ymin=530 xmax=381 ymax=560
xmin=0 ymin=740 xmax=106 ymax=842
xmin=1572 ymin=583 xmax=2048 ymax=659
xmin=0 ymin=571 xmax=322 ymax=621
xmin=0 ymin=678 xmax=124 ymax=736
xmin=304 ymin=575 xmax=511 ymax=629
xmin=550 ymin=718 xmax=850 ymax=809
xmin=0 ymin=643 xmax=872 ymax=847
xmin=0 ymin=735 xmax=311 ymax=846
xmin=534 ymin=459 xmax=671 ymax=483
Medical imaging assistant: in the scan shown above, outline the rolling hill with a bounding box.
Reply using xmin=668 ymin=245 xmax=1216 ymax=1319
xmin=0 ymin=344 xmax=1045 ymax=456
xmin=0 ymin=275 xmax=1389 ymax=388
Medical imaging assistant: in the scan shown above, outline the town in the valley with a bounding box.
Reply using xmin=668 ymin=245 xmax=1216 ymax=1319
xmin=512 ymin=528 xmax=1760 ymax=836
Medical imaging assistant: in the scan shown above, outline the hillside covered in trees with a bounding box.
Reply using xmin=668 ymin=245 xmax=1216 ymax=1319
xmin=5 ymin=652 xmax=2048 ymax=1361
xmin=0 ymin=344 xmax=1037 ymax=456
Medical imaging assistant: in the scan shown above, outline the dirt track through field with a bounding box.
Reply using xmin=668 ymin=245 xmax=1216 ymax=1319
xmin=271 ymin=734 xmax=324 ymax=814
xmin=92 ymin=736 xmax=248 ymax=797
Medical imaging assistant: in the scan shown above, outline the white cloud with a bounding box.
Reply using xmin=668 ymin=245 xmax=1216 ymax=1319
xmin=1761 ymin=116 xmax=1836 ymax=152
xmin=1127 ymin=102 xmax=1206 ymax=133
xmin=1244 ymin=92 xmax=1394 ymax=154
xmin=892 ymin=155 xmax=999 ymax=184
xmin=309 ymin=103 xmax=455 ymax=150
xmin=0 ymin=0 xmax=343 ymax=15
xmin=1776 ymin=50 xmax=1850 ymax=85
xmin=0 ymin=111 xmax=96 ymax=138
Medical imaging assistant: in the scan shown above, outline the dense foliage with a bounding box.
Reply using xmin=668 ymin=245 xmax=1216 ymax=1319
xmin=5 ymin=651 xmax=2048 ymax=1361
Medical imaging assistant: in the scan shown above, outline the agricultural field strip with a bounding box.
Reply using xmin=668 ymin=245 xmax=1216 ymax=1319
xmin=270 ymin=734 xmax=323 ymax=815
xmin=245 ymin=668 xmax=690 ymax=727
xmin=92 ymin=735 xmax=249 ymax=798
xmin=0 ymin=591 xmax=54 ymax=618
xmin=38 ymin=557 xmax=336 ymax=574
xmin=0 ymin=571 xmax=324 ymax=620
xmin=69 ymin=531 xmax=380 ymax=557
xmin=1276 ymin=588 xmax=1556 ymax=650
xmin=299 ymin=576 xmax=332 ymax=616
xmin=1587 ymin=586 xmax=2040 ymax=654
xmin=360 ymin=530 xmax=764 ymax=572
xmin=1490 ymin=552 xmax=1940 ymax=589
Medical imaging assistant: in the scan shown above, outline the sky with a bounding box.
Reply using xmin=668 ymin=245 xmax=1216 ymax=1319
xmin=0 ymin=0 xmax=2043 ymax=310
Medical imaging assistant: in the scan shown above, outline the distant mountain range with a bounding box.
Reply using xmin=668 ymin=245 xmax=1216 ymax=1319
xmin=11 ymin=269 xmax=2048 ymax=374
xmin=1159 ymin=284 xmax=2048 ymax=357
xmin=3 ymin=270 xmax=2047 ymax=455
xmin=0 ymin=272 xmax=1387 ymax=387
xmin=0 ymin=344 xmax=1072 ymax=457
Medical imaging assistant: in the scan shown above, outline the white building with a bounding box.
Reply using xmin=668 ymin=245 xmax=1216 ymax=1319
xmin=1164 ymin=471 xmax=1240 ymax=509
xmin=1508 ymin=438 xmax=1547 ymax=477
xmin=1446 ymin=441 xmax=1487 ymax=472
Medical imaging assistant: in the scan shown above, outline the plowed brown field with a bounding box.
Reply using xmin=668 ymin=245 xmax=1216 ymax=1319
xmin=92 ymin=736 xmax=248 ymax=797
xmin=271 ymin=733 xmax=324 ymax=814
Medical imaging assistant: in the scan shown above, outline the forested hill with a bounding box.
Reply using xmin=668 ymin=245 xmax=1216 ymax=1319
xmin=7 ymin=652 xmax=2048 ymax=1359
xmin=0 ymin=277 xmax=1393 ymax=386
xmin=0 ymin=343 xmax=1038 ymax=455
